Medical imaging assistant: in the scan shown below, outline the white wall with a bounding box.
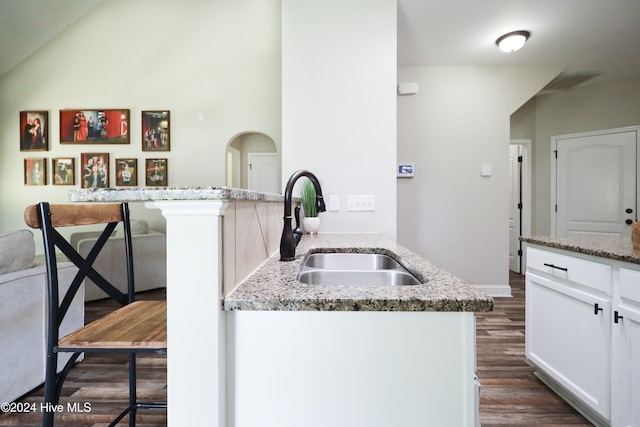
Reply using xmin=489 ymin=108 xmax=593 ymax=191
xmin=511 ymin=74 xmax=640 ymax=236
xmin=397 ymin=65 xmax=562 ymax=289
xmin=281 ymin=0 xmax=398 ymax=239
xmin=0 ymin=0 xmax=281 ymax=237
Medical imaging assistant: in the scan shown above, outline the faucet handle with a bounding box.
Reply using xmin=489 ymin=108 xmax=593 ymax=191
xmin=316 ymin=194 xmax=326 ymax=213
xmin=294 ymin=205 xmax=303 ymax=235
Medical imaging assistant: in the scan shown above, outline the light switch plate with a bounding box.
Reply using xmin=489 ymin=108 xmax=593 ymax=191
xmin=347 ymin=195 xmax=375 ymax=212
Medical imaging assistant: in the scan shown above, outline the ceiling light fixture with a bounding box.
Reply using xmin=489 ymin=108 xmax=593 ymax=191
xmin=495 ymin=30 xmax=530 ymax=53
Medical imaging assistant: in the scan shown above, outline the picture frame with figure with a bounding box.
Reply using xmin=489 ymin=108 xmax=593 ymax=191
xmin=24 ymin=157 xmax=47 ymax=185
xmin=80 ymin=153 xmax=109 ymax=188
xmin=145 ymin=158 xmax=167 ymax=186
xmin=141 ymin=110 xmax=170 ymax=151
xmin=20 ymin=111 xmax=49 ymax=151
xmin=52 ymin=158 xmax=75 ymax=185
xmin=116 ymin=158 xmax=137 ymax=187
xmin=60 ymin=109 xmax=130 ymax=144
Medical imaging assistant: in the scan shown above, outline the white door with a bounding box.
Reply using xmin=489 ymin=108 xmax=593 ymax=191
xmin=248 ymin=152 xmax=279 ymax=194
xmin=509 ymin=144 xmax=523 ymax=273
xmin=554 ymin=128 xmax=638 ymax=238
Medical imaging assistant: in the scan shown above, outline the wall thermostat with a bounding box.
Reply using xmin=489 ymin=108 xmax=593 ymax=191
xmin=397 ymin=164 xmax=414 ymax=178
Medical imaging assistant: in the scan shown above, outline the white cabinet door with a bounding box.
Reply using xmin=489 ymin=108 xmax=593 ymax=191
xmin=526 ymin=272 xmax=611 ymax=419
xmin=612 ymin=268 xmax=640 ymax=427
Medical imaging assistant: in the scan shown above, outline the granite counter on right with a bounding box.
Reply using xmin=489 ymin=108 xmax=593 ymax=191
xmin=520 ymin=235 xmax=640 ymax=264
xmin=520 ymin=235 xmax=640 ymax=427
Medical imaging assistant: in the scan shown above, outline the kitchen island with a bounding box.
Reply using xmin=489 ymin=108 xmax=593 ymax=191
xmin=226 ymin=233 xmax=492 ymax=427
xmin=69 ymin=187 xmax=493 ymax=427
xmin=521 ymin=235 xmax=640 ymax=427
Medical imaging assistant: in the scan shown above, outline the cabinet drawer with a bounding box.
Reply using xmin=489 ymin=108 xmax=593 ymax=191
xmin=619 ymin=268 xmax=640 ymax=305
xmin=527 ymin=246 xmax=612 ymax=294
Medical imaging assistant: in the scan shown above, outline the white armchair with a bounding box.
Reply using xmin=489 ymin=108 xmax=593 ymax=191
xmin=72 ymin=220 xmax=166 ymax=301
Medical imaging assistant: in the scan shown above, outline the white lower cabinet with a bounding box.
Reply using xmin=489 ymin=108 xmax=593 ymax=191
xmin=228 ymin=311 xmax=478 ymax=427
xmin=525 ymin=245 xmax=640 ymax=427
xmin=612 ymin=267 xmax=640 ymax=427
xmin=526 ymin=272 xmax=611 ymax=419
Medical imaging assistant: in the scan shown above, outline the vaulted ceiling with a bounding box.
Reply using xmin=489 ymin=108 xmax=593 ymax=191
xmin=0 ymin=0 xmax=102 ymax=77
xmin=2 ymin=0 xmax=639 ymax=92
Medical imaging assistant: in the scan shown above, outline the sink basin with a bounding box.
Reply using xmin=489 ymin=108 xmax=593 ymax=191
xmin=302 ymin=253 xmax=404 ymax=270
xmin=298 ymin=269 xmax=422 ymax=286
xmin=297 ymin=252 xmax=423 ymax=286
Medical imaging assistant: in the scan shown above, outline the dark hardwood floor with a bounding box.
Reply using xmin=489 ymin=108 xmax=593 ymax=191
xmin=0 ymin=290 xmax=167 ymax=427
xmin=1 ymin=274 xmax=593 ymax=426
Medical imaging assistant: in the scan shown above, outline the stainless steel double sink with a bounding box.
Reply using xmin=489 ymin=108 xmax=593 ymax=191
xmin=297 ymin=252 xmax=424 ymax=286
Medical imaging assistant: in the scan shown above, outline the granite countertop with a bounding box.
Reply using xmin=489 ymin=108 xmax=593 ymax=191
xmin=224 ymin=233 xmax=494 ymax=312
xmin=521 ymin=235 xmax=640 ymax=265
xmin=68 ymin=187 xmax=284 ymax=202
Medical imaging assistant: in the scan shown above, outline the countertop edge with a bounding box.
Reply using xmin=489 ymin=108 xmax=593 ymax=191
xmin=223 ymin=298 xmax=493 ymax=312
xmin=521 ymin=236 xmax=640 ymax=265
xmin=68 ymin=187 xmax=284 ymax=202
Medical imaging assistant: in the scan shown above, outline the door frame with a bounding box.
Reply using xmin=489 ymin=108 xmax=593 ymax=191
xmin=227 ymin=146 xmax=241 ymax=188
xmin=550 ymin=126 xmax=640 ymax=237
xmin=510 ymin=139 xmax=532 ymax=272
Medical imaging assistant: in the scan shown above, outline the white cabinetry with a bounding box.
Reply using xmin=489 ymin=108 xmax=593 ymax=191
xmin=229 ymin=311 xmax=478 ymax=427
xmin=525 ymin=247 xmax=612 ymax=423
xmin=612 ymin=267 xmax=640 ymax=427
xmin=525 ymin=244 xmax=640 ymax=427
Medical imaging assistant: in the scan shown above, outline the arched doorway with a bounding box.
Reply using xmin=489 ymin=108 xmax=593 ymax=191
xmin=225 ymin=132 xmax=280 ymax=193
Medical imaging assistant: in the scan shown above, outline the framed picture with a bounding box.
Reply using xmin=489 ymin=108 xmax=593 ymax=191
xmin=81 ymin=153 xmax=109 ymax=188
xmin=145 ymin=158 xmax=167 ymax=186
xmin=60 ymin=109 xmax=130 ymax=144
xmin=24 ymin=158 xmax=47 ymax=185
xmin=116 ymin=158 xmax=137 ymax=187
xmin=52 ymin=158 xmax=75 ymax=185
xmin=142 ymin=110 xmax=170 ymax=151
xmin=20 ymin=111 xmax=49 ymax=151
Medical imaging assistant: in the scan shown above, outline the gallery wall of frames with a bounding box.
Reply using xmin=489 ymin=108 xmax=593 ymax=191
xmin=20 ymin=110 xmax=170 ymax=188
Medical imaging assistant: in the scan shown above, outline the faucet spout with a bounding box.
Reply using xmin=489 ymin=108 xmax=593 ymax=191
xmin=280 ymin=170 xmax=326 ymax=261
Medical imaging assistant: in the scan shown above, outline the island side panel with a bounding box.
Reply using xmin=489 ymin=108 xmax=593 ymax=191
xmin=227 ymin=311 xmax=477 ymax=427
xmin=154 ymin=200 xmax=228 ymax=427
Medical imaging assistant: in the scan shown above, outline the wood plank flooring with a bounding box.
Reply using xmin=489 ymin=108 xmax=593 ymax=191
xmin=1 ymin=274 xmax=593 ymax=426
xmin=0 ymin=290 xmax=167 ymax=427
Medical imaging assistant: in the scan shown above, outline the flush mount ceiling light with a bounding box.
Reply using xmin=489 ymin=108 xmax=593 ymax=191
xmin=495 ymin=30 xmax=530 ymax=53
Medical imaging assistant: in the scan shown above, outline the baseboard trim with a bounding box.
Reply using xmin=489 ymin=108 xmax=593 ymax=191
xmin=472 ymin=284 xmax=512 ymax=297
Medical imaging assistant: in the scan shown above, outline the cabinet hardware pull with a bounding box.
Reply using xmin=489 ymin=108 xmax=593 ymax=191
xmin=594 ymin=303 xmax=603 ymax=315
xmin=614 ymin=311 xmax=624 ymax=324
xmin=543 ymin=263 xmax=568 ymax=272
